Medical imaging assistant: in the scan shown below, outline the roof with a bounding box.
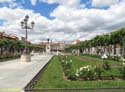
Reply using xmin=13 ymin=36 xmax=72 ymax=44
xmin=0 ymin=32 xmax=18 ymax=40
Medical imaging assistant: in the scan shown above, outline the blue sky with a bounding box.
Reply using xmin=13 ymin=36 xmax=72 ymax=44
xmin=20 ymin=0 xmax=59 ymax=19
xmin=0 ymin=0 xmax=125 ymax=43
xmin=0 ymin=0 xmax=108 ymax=20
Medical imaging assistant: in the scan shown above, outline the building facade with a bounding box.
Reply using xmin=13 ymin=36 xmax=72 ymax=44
xmin=39 ymin=42 xmax=65 ymax=54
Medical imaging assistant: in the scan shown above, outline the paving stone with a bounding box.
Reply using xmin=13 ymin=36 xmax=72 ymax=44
xmin=0 ymin=54 xmax=53 ymax=92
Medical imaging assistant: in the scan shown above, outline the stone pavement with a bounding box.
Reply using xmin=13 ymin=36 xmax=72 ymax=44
xmin=0 ymin=54 xmax=53 ymax=92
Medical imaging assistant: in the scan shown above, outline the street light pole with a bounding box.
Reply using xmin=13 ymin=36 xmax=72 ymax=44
xmin=20 ymin=15 xmax=35 ymax=62
xmin=122 ymin=37 xmax=125 ymax=58
xmin=46 ymin=38 xmax=51 ymax=54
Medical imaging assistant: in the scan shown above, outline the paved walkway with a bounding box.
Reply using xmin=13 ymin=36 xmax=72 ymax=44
xmin=0 ymin=54 xmax=53 ymax=92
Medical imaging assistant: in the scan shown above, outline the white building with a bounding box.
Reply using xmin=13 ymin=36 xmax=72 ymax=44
xmin=39 ymin=42 xmax=65 ymax=54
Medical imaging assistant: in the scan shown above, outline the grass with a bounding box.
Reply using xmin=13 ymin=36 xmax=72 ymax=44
xmin=35 ymin=55 xmax=125 ymax=89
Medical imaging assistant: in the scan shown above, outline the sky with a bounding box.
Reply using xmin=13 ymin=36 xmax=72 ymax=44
xmin=0 ymin=0 xmax=125 ymax=43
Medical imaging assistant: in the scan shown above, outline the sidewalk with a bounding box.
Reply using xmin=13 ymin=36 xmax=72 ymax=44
xmin=0 ymin=54 xmax=53 ymax=92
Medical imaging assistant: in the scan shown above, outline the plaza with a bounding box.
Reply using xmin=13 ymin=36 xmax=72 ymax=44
xmin=0 ymin=54 xmax=53 ymax=92
xmin=1 ymin=0 xmax=125 ymax=92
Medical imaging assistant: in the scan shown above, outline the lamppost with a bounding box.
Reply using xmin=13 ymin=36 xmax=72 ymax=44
xmin=47 ymin=38 xmax=50 ymax=44
xmin=20 ymin=15 xmax=35 ymax=62
xmin=46 ymin=38 xmax=51 ymax=54
xmin=122 ymin=37 xmax=125 ymax=58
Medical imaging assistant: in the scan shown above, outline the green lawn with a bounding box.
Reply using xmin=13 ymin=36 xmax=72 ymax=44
xmin=35 ymin=55 xmax=125 ymax=89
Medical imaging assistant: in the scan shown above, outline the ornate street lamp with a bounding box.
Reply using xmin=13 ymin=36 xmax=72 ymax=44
xmin=47 ymin=38 xmax=50 ymax=43
xmin=46 ymin=38 xmax=51 ymax=54
xmin=20 ymin=15 xmax=35 ymax=62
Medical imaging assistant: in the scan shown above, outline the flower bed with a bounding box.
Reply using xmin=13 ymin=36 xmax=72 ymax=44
xmin=59 ymin=55 xmax=125 ymax=81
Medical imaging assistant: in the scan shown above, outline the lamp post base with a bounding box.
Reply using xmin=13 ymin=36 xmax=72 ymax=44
xmin=21 ymin=54 xmax=31 ymax=62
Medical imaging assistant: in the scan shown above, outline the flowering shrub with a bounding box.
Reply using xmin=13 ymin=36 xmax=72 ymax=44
xmin=120 ymin=58 xmax=125 ymax=78
xmin=120 ymin=62 xmax=125 ymax=78
xmin=113 ymin=56 xmax=120 ymax=61
xmin=76 ymin=65 xmax=96 ymax=80
xmin=75 ymin=65 xmax=104 ymax=80
xmin=101 ymin=54 xmax=108 ymax=59
xmin=122 ymin=62 xmax=125 ymax=77
xmin=101 ymin=54 xmax=111 ymax=70
xmin=102 ymin=61 xmax=111 ymax=70
xmin=119 ymin=57 xmax=125 ymax=62
xmin=61 ymin=59 xmax=77 ymax=80
xmin=108 ymin=55 xmax=121 ymax=62
xmin=59 ymin=55 xmax=124 ymax=80
xmin=94 ymin=65 xmax=103 ymax=79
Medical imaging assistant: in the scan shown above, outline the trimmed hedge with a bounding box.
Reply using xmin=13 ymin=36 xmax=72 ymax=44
xmin=0 ymin=54 xmax=20 ymax=62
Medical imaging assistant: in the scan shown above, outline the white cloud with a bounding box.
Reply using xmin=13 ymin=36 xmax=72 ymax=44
xmin=31 ymin=0 xmax=84 ymax=8
xmin=0 ymin=7 xmax=52 ymax=42
xmin=41 ymin=0 xmax=81 ymax=8
xmin=1 ymin=0 xmax=125 ymax=43
xmin=30 ymin=0 xmax=37 ymax=5
xmin=92 ymin=0 xmax=119 ymax=7
xmin=48 ymin=1 xmax=125 ymax=41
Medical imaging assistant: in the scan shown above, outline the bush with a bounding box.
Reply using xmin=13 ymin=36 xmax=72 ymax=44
xmin=120 ymin=62 xmax=125 ymax=78
xmin=76 ymin=65 xmax=96 ymax=80
xmin=108 ymin=56 xmax=121 ymax=62
xmin=0 ymin=54 xmax=20 ymax=61
xmin=68 ymin=70 xmax=77 ymax=80
xmin=59 ymin=55 xmax=76 ymax=80
xmin=102 ymin=60 xmax=111 ymax=70
xmin=94 ymin=65 xmax=103 ymax=79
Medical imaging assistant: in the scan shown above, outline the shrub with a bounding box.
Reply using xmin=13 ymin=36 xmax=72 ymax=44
xmin=59 ymin=56 xmax=76 ymax=79
xmin=102 ymin=60 xmax=111 ymax=70
xmin=101 ymin=54 xmax=111 ymax=70
xmin=77 ymin=65 xmax=96 ymax=80
xmin=120 ymin=62 xmax=125 ymax=79
xmin=94 ymin=65 xmax=103 ymax=79
xmin=0 ymin=54 xmax=20 ymax=61
xmin=68 ymin=70 xmax=77 ymax=80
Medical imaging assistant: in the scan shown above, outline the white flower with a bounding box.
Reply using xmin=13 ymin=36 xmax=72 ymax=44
xmin=70 ymin=60 xmax=72 ymax=63
xmin=79 ymin=65 xmax=93 ymax=72
xmin=80 ymin=67 xmax=83 ymax=71
xmin=122 ymin=62 xmax=125 ymax=66
xmin=62 ymin=60 xmax=64 ymax=62
xmin=65 ymin=61 xmax=68 ymax=64
xmin=101 ymin=54 xmax=108 ymax=59
xmin=75 ymin=73 xmax=79 ymax=77
xmin=121 ymin=57 xmax=125 ymax=62
xmin=87 ymin=68 xmax=90 ymax=71
xmin=94 ymin=72 xmax=97 ymax=75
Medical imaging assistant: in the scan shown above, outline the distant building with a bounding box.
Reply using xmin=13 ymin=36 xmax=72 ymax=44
xmin=72 ymin=39 xmax=81 ymax=44
xmin=39 ymin=42 xmax=65 ymax=53
xmin=0 ymin=32 xmax=19 ymax=40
